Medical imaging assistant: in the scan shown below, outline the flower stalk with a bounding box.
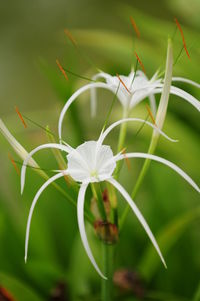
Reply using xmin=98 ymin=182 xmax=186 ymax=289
xmin=120 ymin=38 xmax=173 ymax=229
xmin=101 ymin=243 xmax=114 ymax=301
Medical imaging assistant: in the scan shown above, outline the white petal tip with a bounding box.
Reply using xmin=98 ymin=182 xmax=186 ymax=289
xmin=24 ymin=256 xmax=27 ymax=263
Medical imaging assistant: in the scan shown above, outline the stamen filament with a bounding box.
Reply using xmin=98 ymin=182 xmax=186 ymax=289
xmin=116 ymin=74 xmax=131 ymax=94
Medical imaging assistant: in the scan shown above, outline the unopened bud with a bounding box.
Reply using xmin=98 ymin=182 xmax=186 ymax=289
xmin=94 ymin=220 xmax=118 ymax=244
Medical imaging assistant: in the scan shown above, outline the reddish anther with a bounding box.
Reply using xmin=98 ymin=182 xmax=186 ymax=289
xmin=122 ymin=148 xmax=131 ymax=171
xmin=116 ymin=74 xmax=131 ymax=94
xmin=0 ymin=287 xmax=17 ymax=301
xmin=134 ymin=52 xmax=146 ymax=74
xmin=56 ymin=59 xmax=69 ymax=81
xmin=64 ymin=28 xmax=77 ymax=47
xmin=145 ymin=104 xmax=156 ymax=125
xmin=15 ymin=106 xmax=27 ymax=128
xmin=8 ymin=153 xmax=20 ymax=176
xmin=174 ymin=18 xmax=190 ymax=59
xmin=130 ymin=16 xmax=140 ymax=38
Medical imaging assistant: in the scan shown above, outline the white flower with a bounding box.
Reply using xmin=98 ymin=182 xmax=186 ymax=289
xmin=21 ymin=118 xmax=199 ymax=279
xmin=58 ymin=70 xmax=200 ymax=141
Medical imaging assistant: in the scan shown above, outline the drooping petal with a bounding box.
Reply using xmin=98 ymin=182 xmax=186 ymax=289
xmin=90 ymin=72 xmax=113 ymax=117
xmin=98 ymin=118 xmax=178 ymax=146
xmin=172 ymin=77 xmax=200 ymax=89
xmin=0 ymin=119 xmax=38 ymax=168
xmin=148 ymin=94 xmax=157 ymax=117
xmin=21 ymin=143 xmax=70 ymax=194
xmin=131 ymin=87 xmax=200 ymax=112
xmin=115 ymin=152 xmax=200 ymax=193
xmin=170 ymin=86 xmax=200 ymax=111
xmin=25 ymin=172 xmax=66 ymax=262
xmin=77 ymin=182 xmax=107 ymax=279
xmin=107 ymin=178 xmax=166 ymax=268
xmin=58 ymin=82 xmax=116 ymax=141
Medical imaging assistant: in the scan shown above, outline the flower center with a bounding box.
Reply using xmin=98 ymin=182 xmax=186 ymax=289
xmin=67 ymin=141 xmax=116 ymax=183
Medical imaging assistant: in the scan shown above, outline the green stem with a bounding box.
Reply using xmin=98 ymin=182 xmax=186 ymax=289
xmin=114 ymin=107 xmax=129 ymax=178
xmin=120 ymin=38 xmax=173 ymax=230
xmin=91 ymin=183 xmax=107 ymax=221
xmin=101 ymin=244 xmax=114 ymax=301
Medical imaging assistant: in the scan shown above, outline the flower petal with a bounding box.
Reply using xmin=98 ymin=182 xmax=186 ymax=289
xmin=90 ymin=72 xmax=113 ymax=117
xmin=25 ymin=172 xmax=66 ymax=262
xmin=172 ymin=77 xmax=200 ymax=89
xmin=148 ymin=94 xmax=157 ymax=117
xmin=115 ymin=152 xmax=200 ymax=193
xmin=21 ymin=143 xmax=70 ymax=194
xmin=77 ymin=182 xmax=107 ymax=279
xmin=107 ymin=178 xmax=166 ymax=268
xmin=98 ymin=118 xmax=178 ymax=146
xmin=58 ymin=82 xmax=115 ymax=141
xmin=170 ymin=86 xmax=200 ymax=111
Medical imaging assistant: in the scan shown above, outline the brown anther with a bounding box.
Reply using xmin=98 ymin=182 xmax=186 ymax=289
xmin=56 ymin=59 xmax=69 ymax=81
xmin=130 ymin=16 xmax=140 ymax=38
xmin=174 ymin=18 xmax=190 ymax=59
xmin=145 ymin=104 xmax=156 ymax=125
xmin=64 ymin=28 xmax=77 ymax=47
xmin=113 ymin=269 xmax=145 ymax=298
xmin=134 ymin=52 xmax=146 ymax=74
xmin=116 ymin=74 xmax=131 ymax=94
xmin=15 ymin=106 xmax=27 ymax=128
xmin=8 ymin=153 xmax=20 ymax=176
xmin=122 ymin=149 xmax=131 ymax=171
xmin=94 ymin=220 xmax=118 ymax=244
xmin=0 ymin=286 xmax=17 ymax=301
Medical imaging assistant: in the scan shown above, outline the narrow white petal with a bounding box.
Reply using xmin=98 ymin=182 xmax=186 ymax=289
xmin=0 ymin=119 xmax=38 ymax=168
xmin=133 ymin=87 xmax=200 ymax=112
xmin=115 ymin=153 xmax=200 ymax=193
xmin=21 ymin=143 xmax=70 ymax=194
xmin=58 ymin=82 xmax=115 ymax=141
xmin=170 ymin=86 xmax=200 ymax=111
xmin=98 ymin=118 xmax=177 ymax=146
xmin=172 ymin=77 xmax=200 ymax=89
xmin=25 ymin=172 xmax=66 ymax=262
xmin=108 ymin=178 xmax=166 ymax=268
xmin=77 ymin=183 xmax=107 ymax=279
xmin=149 ymin=94 xmax=157 ymax=117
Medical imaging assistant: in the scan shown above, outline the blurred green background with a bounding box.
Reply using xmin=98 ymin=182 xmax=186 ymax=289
xmin=0 ymin=0 xmax=199 ymax=300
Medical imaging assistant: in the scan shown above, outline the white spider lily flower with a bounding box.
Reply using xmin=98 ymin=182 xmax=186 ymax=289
xmin=58 ymin=70 xmax=200 ymax=141
xmin=22 ymin=118 xmax=199 ymax=279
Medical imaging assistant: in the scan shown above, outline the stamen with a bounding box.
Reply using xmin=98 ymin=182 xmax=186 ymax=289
xmin=116 ymin=74 xmax=131 ymax=94
xmin=174 ymin=18 xmax=190 ymax=59
xmin=130 ymin=16 xmax=140 ymax=38
xmin=15 ymin=106 xmax=27 ymax=128
xmin=8 ymin=153 xmax=20 ymax=175
xmin=63 ymin=67 xmax=96 ymax=82
xmin=145 ymin=104 xmax=156 ymax=125
xmin=56 ymin=59 xmax=69 ymax=81
xmin=64 ymin=28 xmax=77 ymax=47
xmin=122 ymin=148 xmax=131 ymax=171
xmin=134 ymin=52 xmax=146 ymax=74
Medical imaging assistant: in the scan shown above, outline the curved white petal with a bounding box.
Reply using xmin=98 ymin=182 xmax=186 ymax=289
xmin=132 ymin=86 xmax=200 ymax=112
xmin=98 ymin=118 xmax=178 ymax=146
xmin=170 ymin=86 xmax=200 ymax=111
xmin=149 ymin=94 xmax=157 ymax=117
xmin=107 ymin=178 xmax=166 ymax=268
xmin=25 ymin=172 xmax=66 ymax=262
xmin=115 ymin=152 xmax=200 ymax=193
xmin=172 ymin=77 xmax=200 ymax=89
xmin=21 ymin=143 xmax=70 ymax=194
xmin=58 ymin=82 xmax=116 ymax=141
xmin=90 ymin=72 xmax=113 ymax=117
xmin=77 ymin=182 xmax=107 ymax=279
